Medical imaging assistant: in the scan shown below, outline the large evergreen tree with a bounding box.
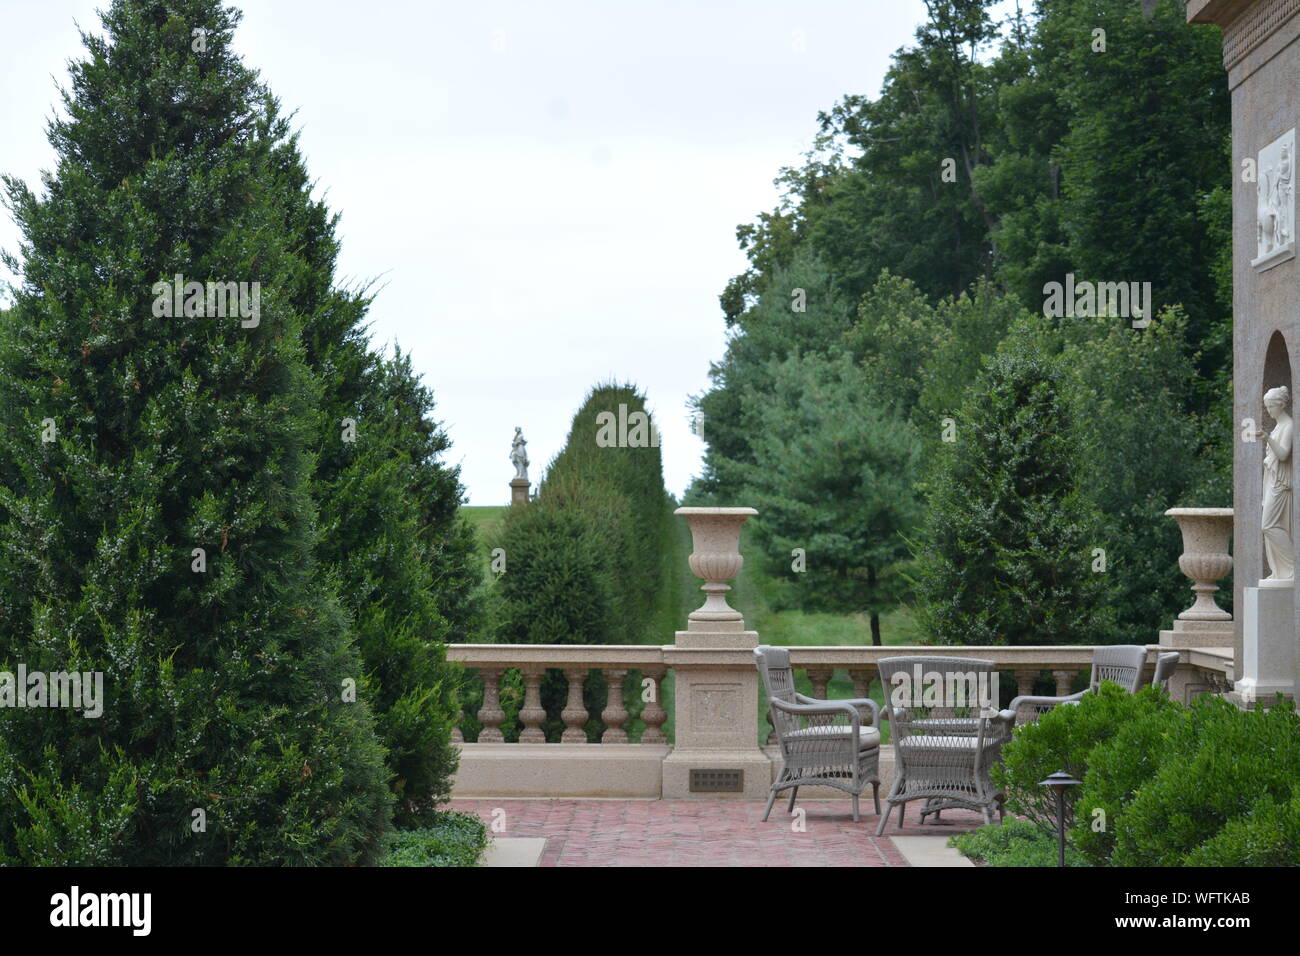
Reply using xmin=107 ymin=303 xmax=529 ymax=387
xmin=694 ymin=251 xmax=855 ymax=501
xmin=0 ymin=0 xmax=474 ymax=861
xmin=738 ymin=352 xmax=921 ymax=644
xmin=913 ymin=342 xmax=1112 ymax=646
xmin=278 ymin=158 xmax=475 ymax=821
xmin=1059 ymin=309 xmax=1226 ymax=643
xmin=308 ymin=343 xmax=472 ymax=824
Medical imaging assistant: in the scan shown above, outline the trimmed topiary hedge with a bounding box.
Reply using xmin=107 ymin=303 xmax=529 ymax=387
xmin=494 ymin=382 xmax=672 ymax=648
xmin=475 ymin=383 xmax=675 ymax=743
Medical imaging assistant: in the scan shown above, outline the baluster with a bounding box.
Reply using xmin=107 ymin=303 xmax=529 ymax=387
xmin=561 ymin=669 xmax=589 ymax=743
xmin=849 ymin=668 xmax=874 ymax=724
xmin=807 ymin=668 xmax=832 ymax=701
xmin=1053 ymin=669 xmax=1075 ymax=698
xmin=640 ymin=667 xmax=668 ymax=744
xmin=1015 ymin=670 xmax=1039 ymax=698
xmin=518 ymin=668 xmax=547 ymax=743
xmin=601 ymin=669 xmax=628 ymax=743
xmin=478 ymin=668 xmax=505 ymax=743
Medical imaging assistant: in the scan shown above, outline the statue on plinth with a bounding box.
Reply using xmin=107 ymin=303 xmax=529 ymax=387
xmin=1257 ymin=386 xmax=1294 ymax=584
xmin=510 ymin=427 xmax=529 ymax=481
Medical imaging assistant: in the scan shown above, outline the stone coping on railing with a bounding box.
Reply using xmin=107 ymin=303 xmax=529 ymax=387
xmin=446 ymin=644 xmax=665 ymax=667
xmin=1182 ymin=645 xmax=1234 ymax=669
xmin=447 ymin=643 xmax=1233 ymax=671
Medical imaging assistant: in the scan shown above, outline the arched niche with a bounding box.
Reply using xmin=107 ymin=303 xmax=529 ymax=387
xmin=1262 ymin=331 xmax=1292 ymax=431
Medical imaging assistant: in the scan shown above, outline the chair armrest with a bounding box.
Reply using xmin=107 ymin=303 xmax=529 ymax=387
xmin=795 ymin=693 xmax=880 ymax=725
xmin=986 ymin=709 xmax=1017 ymax=742
xmin=1006 ymin=690 xmax=1087 ymax=712
xmin=769 ymin=697 xmax=862 ymax=730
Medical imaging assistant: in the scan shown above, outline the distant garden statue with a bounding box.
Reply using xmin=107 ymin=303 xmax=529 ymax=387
xmin=511 ymin=427 xmax=529 ymax=481
xmin=509 ymin=427 xmax=531 ymax=505
xmin=1258 ymin=386 xmax=1294 ymax=584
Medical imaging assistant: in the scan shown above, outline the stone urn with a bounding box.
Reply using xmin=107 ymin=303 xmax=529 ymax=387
xmin=1165 ymin=508 xmax=1233 ymax=621
xmin=675 ymin=507 xmax=757 ymax=631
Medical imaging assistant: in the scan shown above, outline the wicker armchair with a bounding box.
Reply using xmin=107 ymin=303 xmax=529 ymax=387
xmin=1008 ymin=644 xmax=1149 ymax=726
xmin=1151 ymin=651 xmax=1180 ymax=692
xmin=755 ymin=646 xmax=881 ymax=823
xmin=875 ymin=656 xmax=1014 ymax=835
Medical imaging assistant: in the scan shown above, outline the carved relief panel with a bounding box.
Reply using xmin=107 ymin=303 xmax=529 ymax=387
xmin=1254 ymin=127 xmax=1296 ymax=271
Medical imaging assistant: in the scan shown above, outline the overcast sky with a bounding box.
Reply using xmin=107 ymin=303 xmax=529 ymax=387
xmin=1 ymin=0 xmax=1019 ymax=504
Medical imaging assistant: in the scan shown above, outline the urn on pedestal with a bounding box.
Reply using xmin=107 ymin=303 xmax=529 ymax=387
xmin=1159 ymin=508 xmax=1234 ymax=652
xmin=675 ymin=507 xmax=758 ymax=632
xmin=1166 ymin=508 xmax=1234 ymax=621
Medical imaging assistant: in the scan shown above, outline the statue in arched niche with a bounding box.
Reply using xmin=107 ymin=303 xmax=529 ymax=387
xmin=1256 ymin=386 xmax=1294 ymax=584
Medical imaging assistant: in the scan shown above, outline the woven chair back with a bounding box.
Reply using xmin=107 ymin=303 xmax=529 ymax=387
xmin=1089 ymin=645 xmax=1147 ymax=694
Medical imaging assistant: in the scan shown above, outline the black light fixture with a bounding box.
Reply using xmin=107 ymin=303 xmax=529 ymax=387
xmin=1039 ymin=770 xmax=1082 ymax=867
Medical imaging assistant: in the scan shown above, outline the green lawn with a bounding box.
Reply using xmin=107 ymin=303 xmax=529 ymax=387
xmin=461 ymin=504 xmax=506 ymax=537
xmin=461 ymin=505 xmax=507 ymax=581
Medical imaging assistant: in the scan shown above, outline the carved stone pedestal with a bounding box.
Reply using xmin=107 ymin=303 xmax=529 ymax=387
xmin=509 ymin=477 xmax=529 ymax=506
xmin=1235 ymin=584 xmax=1297 ymax=705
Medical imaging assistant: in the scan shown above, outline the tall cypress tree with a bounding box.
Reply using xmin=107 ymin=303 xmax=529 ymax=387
xmin=0 ymin=0 xmax=394 ymax=864
xmin=308 ymin=341 xmax=474 ymax=823
xmin=262 ymin=93 xmax=476 ymax=818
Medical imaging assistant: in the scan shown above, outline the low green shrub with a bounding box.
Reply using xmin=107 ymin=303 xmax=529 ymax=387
xmin=994 ymin=687 xmax=1300 ymax=867
xmin=496 ymin=503 xmax=620 ymax=645
xmin=381 ymin=811 xmax=489 ymax=867
xmin=1069 ymin=690 xmax=1191 ymax=863
xmin=1102 ymin=696 xmax=1300 ymax=866
xmin=950 ymin=819 xmax=1090 ymax=867
xmin=994 ymin=684 xmax=1178 ymax=832
xmin=1184 ymin=794 xmax=1300 ymax=866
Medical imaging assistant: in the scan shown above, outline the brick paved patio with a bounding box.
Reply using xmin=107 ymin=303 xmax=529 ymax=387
xmin=449 ymin=798 xmax=988 ymax=866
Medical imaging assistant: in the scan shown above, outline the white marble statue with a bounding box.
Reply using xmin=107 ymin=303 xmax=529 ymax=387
xmin=1256 ymin=386 xmax=1294 ymax=584
xmin=510 ymin=427 xmax=529 ymax=482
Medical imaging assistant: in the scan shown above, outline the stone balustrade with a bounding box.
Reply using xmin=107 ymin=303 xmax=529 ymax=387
xmin=446 ymin=645 xmax=667 ymax=745
xmin=447 ymin=504 xmax=1240 ymax=799
xmin=446 ymin=641 xmax=1235 ymax=798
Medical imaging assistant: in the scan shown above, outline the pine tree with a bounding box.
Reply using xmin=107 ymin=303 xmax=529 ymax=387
xmin=913 ymin=343 xmax=1113 ymax=646
xmin=0 ymin=0 xmax=394 ymax=864
xmin=738 ymin=352 xmax=921 ymax=645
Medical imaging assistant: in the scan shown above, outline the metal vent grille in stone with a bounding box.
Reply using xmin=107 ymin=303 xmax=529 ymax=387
xmin=690 ymin=769 xmax=743 ymax=792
